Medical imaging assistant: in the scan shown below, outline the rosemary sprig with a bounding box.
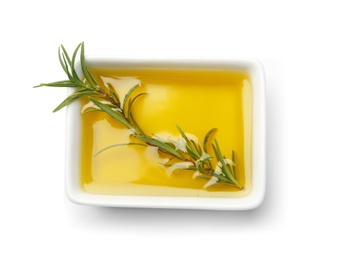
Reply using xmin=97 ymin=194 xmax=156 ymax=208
xmin=35 ymin=42 xmax=243 ymax=190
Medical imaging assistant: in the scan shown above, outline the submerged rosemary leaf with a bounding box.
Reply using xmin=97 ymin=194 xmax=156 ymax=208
xmin=94 ymin=143 xmax=147 ymax=157
xmin=88 ymin=97 xmax=135 ymax=131
xmin=129 ymin=113 xmax=146 ymax=136
xmin=212 ymin=139 xmax=242 ymax=189
xmin=203 ymin=128 xmax=217 ymax=153
xmin=134 ymin=135 xmax=185 ymax=160
xmin=176 ymin=125 xmax=200 ymax=160
xmin=232 ymin=150 xmax=236 ymax=177
xmin=127 ymin=93 xmax=148 ymax=119
xmin=106 ymin=83 xmax=121 ymax=107
xmin=123 ymin=84 xmax=140 ymax=112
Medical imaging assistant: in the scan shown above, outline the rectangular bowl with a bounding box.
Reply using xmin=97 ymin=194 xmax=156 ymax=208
xmin=65 ymin=58 xmax=266 ymax=210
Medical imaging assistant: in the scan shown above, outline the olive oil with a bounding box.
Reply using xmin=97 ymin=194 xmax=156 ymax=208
xmin=80 ymin=67 xmax=252 ymax=197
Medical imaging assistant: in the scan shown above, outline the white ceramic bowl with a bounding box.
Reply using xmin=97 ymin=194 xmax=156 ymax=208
xmin=65 ymin=58 xmax=266 ymax=210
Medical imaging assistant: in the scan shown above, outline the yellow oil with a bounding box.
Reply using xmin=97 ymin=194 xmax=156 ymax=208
xmin=80 ymin=67 xmax=252 ymax=197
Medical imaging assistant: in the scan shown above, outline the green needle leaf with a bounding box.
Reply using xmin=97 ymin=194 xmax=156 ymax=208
xmin=134 ymin=135 xmax=185 ymax=160
xmin=82 ymin=108 xmax=101 ymax=114
xmin=130 ymin=113 xmax=146 ymax=136
xmin=80 ymin=42 xmax=94 ymax=89
xmin=232 ymin=150 xmax=236 ymax=177
xmin=212 ymin=139 xmax=242 ymax=189
xmin=53 ymin=90 xmax=99 ymax=112
xmin=176 ymin=125 xmax=200 ymax=159
xmin=88 ymin=96 xmax=135 ymax=131
xmin=70 ymin=43 xmax=82 ymax=82
xmin=197 ymin=176 xmax=211 ymax=181
xmin=94 ymin=142 xmax=147 ymax=157
xmin=106 ymin=83 xmax=120 ymax=106
xmin=58 ymin=47 xmax=72 ymax=80
xmin=203 ymin=128 xmax=217 ymax=153
xmin=127 ymin=93 xmax=148 ymax=119
xmin=87 ymin=68 xmax=101 ymax=87
xmin=34 ymin=80 xmax=80 ymax=88
xmin=60 ymin=44 xmax=72 ymax=66
xmin=123 ymin=83 xmax=140 ymax=112
xmin=211 ymin=172 xmax=231 ymax=183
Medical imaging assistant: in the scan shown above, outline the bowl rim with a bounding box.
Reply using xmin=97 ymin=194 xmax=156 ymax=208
xmin=65 ymin=58 xmax=266 ymax=210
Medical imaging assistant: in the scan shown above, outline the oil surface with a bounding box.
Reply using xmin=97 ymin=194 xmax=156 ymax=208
xmin=80 ymin=67 xmax=252 ymax=197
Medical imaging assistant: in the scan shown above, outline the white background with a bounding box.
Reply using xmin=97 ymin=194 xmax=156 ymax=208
xmin=1 ymin=0 xmax=339 ymax=259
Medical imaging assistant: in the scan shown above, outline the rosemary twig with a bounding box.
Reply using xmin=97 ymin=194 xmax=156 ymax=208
xmin=35 ymin=42 xmax=243 ymax=190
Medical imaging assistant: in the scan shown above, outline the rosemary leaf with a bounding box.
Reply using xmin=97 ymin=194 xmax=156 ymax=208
xmin=60 ymin=44 xmax=82 ymax=83
xmin=164 ymin=157 xmax=176 ymax=166
xmin=172 ymin=167 xmax=197 ymax=174
xmin=34 ymin=80 xmax=79 ymax=88
xmin=106 ymin=83 xmax=120 ymax=107
xmin=60 ymin=44 xmax=72 ymax=67
xmin=123 ymin=83 xmax=140 ymax=112
xmin=197 ymin=175 xmax=211 ymax=181
xmin=58 ymin=47 xmax=73 ymax=80
xmin=80 ymin=42 xmax=95 ymax=89
xmin=88 ymin=97 xmax=135 ymax=131
xmin=176 ymin=125 xmax=200 ymax=159
xmin=87 ymin=68 xmax=102 ymax=90
xmin=82 ymin=108 xmax=101 ymax=114
xmin=130 ymin=113 xmax=146 ymax=136
xmin=70 ymin=43 xmax=82 ymax=82
xmin=226 ymin=163 xmax=235 ymax=178
xmin=212 ymin=139 xmax=242 ymax=189
xmin=203 ymin=128 xmax=217 ymax=153
xmin=190 ymin=140 xmax=202 ymax=156
xmin=186 ymin=149 xmax=199 ymax=160
xmin=83 ymin=101 xmax=119 ymax=114
xmin=94 ymin=142 xmax=147 ymax=157
xmin=127 ymin=93 xmax=148 ymax=119
xmin=53 ymin=90 xmax=99 ymax=112
xmin=195 ymin=155 xmax=214 ymax=168
xmin=232 ymin=150 xmax=236 ymax=177
xmin=186 ymin=166 xmax=198 ymax=171
xmin=211 ymin=172 xmax=232 ymax=183
xmin=61 ymin=54 xmax=73 ymax=82
xmin=134 ymin=135 xmax=185 ymax=160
